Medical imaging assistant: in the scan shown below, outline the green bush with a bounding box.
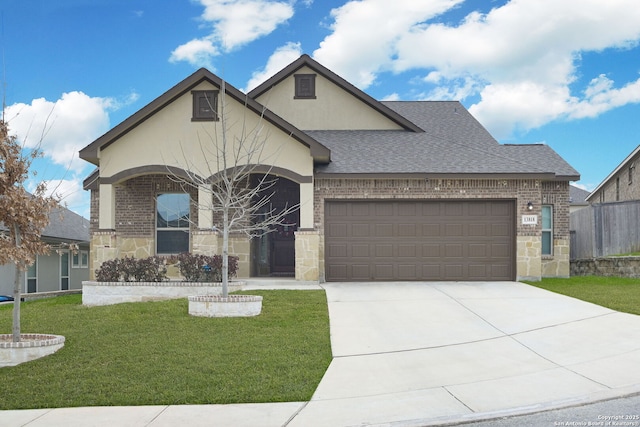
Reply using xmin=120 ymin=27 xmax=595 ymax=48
xmin=170 ymin=253 xmax=238 ymax=282
xmin=94 ymin=254 xmax=238 ymax=282
xmin=95 ymin=256 xmax=168 ymax=282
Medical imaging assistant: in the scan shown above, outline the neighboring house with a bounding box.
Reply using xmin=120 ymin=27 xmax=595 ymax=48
xmin=587 ymin=144 xmax=640 ymax=203
xmin=569 ymin=185 xmax=590 ymax=213
xmin=0 ymin=206 xmax=90 ymax=295
xmin=79 ymin=54 xmax=579 ymax=282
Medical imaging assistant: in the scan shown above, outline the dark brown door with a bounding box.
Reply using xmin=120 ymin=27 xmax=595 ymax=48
xmin=324 ymin=200 xmax=515 ymax=281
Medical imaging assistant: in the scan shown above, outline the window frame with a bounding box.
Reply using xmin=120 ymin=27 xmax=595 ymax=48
xmin=294 ymin=74 xmax=316 ymax=99
xmin=541 ymin=204 xmax=553 ymax=256
xmin=72 ymin=250 xmax=89 ymax=269
xmin=156 ymin=193 xmax=191 ymax=255
xmin=191 ymin=90 xmax=219 ymax=121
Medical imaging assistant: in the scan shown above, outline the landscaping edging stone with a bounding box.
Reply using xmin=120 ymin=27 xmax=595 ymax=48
xmin=188 ymin=295 xmax=263 ymax=317
xmin=0 ymin=334 xmax=65 ymax=367
xmin=82 ymin=281 xmax=245 ymax=306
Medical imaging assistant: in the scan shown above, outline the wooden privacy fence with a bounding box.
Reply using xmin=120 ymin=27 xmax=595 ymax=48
xmin=570 ymin=200 xmax=640 ymax=259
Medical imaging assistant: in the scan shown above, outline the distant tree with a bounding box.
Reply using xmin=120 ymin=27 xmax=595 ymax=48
xmin=0 ymin=120 xmax=58 ymax=342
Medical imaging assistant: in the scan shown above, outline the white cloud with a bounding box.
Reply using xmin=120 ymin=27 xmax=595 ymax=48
xmin=170 ymin=38 xmax=219 ymax=68
xmin=5 ymin=91 xmax=117 ymax=173
xmin=244 ymin=42 xmax=303 ymax=91
xmin=24 ymin=177 xmax=90 ymax=218
xmin=171 ymin=0 xmax=294 ymax=67
xmin=312 ymin=0 xmax=640 ymax=138
xmin=313 ymin=0 xmax=464 ymax=88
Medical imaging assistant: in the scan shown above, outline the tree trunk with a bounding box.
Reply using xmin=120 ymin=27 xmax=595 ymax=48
xmin=12 ymin=225 xmax=22 ymax=343
xmin=222 ymin=209 xmax=229 ymax=298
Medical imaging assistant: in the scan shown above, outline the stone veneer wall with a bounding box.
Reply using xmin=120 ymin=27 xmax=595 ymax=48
xmin=295 ymin=230 xmax=320 ymax=281
xmin=571 ymin=257 xmax=640 ymax=278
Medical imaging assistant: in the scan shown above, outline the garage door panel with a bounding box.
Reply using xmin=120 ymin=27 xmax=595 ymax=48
xmin=351 ymin=264 xmax=371 ymax=280
xmin=468 ymin=243 xmax=488 ymax=258
xmin=468 ymin=264 xmax=488 ymax=278
xmin=375 ymin=264 xmax=394 ymax=279
xmin=352 ymin=204 xmax=371 ymax=216
xmin=325 ymin=200 xmax=514 ymax=281
xmin=423 ymin=223 xmax=441 ymax=236
xmin=445 ymin=223 xmax=464 ymax=236
xmin=376 ymin=244 xmax=394 ymax=257
xmin=445 ymin=203 xmax=464 ymax=216
xmin=445 ymin=264 xmax=464 ymax=279
xmin=352 ymin=223 xmax=371 ymax=237
xmin=423 ymin=244 xmax=441 ymax=257
xmin=375 ymin=223 xmax=394 ymax=237
xmin=375 ymin=203 xmax=394 ymax=216
xmin=422 ymin=264 xmax=442 ymax=277
xmin=327 ymin=223 xmax=347 ymax=238
xmin=469 ymin=223 xmax=487 ymax=236
xmin=398 ymin=203 xmax=417 ymax=216
xmin=445 ymin=244 xmax=463 ymax=257
xmin=492 ymin=223 xmax=510 ymax=236
xmin=351 ymin=244 xmax=370 ymax=257
xmin=398 ymin=223 xmax=416 ymax=236
xmin=398 ymin=264 xmax=417 ymax=279
xmin=492 ymin=243 xmax=510 ymax=257
xmin=398 ymin=244 xmax=417 ymax=257
xmin=327 ymin=243 xmax=347 ymax=258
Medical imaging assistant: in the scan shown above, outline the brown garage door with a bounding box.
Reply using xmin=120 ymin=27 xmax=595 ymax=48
xmin=325 ymin=200 xmax=515 ymax=281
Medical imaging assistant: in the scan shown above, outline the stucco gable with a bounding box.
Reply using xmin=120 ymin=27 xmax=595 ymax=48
xmin=248 ymin=55 xmax=424 ymax=132
xmin=79 ymin=68 xmax=330 ymax=167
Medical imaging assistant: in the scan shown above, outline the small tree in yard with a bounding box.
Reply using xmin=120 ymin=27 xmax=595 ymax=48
xmin=0 ymin=120 xmax=58 ymax=342
xmin=170 ymin=83 xmax=298 ymax=298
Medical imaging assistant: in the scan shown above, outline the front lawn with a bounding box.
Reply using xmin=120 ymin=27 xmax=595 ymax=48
xmin=524 ymin=276 xmax=640 ymax=315
xmin=0 ymin=290 xmax=332 ymax=410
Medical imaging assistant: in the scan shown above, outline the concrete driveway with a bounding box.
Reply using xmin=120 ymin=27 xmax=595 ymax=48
xmin=288 ymin=281 xmax=640 ymax=426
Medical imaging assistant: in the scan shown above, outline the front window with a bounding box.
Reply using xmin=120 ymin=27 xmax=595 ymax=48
xmin=72 ymin=250 xmax=89 ymax=268
xmin=542 ymin=205 xmax=553 ymax=256
xmin=157 ymin=193 xmax=190 ymax=254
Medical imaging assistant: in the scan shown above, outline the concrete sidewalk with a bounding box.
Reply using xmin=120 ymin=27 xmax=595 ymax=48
xmin=3 ymin=281 xmax=640 ymax=426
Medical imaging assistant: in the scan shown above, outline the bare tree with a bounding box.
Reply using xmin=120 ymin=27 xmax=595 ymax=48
xmin=0 ymin=120 xmax=58 ymax=342
xmin=169 ymin=82 xmax=299 ymax=297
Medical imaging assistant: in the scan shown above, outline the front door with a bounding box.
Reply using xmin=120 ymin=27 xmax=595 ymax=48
xmin=251 ymin=176 xmax=299 ymax=277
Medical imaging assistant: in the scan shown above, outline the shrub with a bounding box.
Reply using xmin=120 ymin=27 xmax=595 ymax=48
xmin=95 ymin=256 xmax=168 ymax=282
xmin=170 ymin=253 xmax=238 ymax=282
xmin=95 ymin=259 xmax=120 ymax=282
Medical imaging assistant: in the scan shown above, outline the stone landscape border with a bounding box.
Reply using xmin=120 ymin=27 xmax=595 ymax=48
xmin=188 ymin=295 xmax=263 ymax=317
xmin=0 ymin=334 xmax=65 ymax=367
xmin=82 ymin=281 xmax=244 ymax=306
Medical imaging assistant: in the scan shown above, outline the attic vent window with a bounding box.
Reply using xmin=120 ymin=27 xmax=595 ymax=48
xmin=192 ymin=90 xmax=219 ymax=121
xmin=294 ymin=74 xmax=316 ymax=99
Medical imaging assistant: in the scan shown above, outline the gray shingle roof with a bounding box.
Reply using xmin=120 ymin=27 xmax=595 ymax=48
xmin=1 ymin=205 xmax=89 ymax=244
xmin=43 ymin=207 xmax=90 ymax=243
xmin=309 ymin=101 xmax=579 ymax=180
xmin=570 ymin=185 xmax=590 ymax=205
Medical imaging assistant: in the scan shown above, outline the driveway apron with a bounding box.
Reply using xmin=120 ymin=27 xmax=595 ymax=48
xmin=288 ymin=281 xmax=640 ymax=426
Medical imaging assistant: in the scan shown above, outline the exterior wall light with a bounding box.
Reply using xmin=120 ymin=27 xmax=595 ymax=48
xmin=527 ymin=201 xmax=534 ymax=211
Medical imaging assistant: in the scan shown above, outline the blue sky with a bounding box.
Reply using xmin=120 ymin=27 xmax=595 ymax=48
xmin=3 ymin=0 xmax=640 ymax=218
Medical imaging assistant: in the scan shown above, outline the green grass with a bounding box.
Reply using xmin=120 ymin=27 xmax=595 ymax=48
xmin=0 ymin=290 xmax=332 ymax=410
xmin=524 ymin=276 xmax=640 ymax=315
